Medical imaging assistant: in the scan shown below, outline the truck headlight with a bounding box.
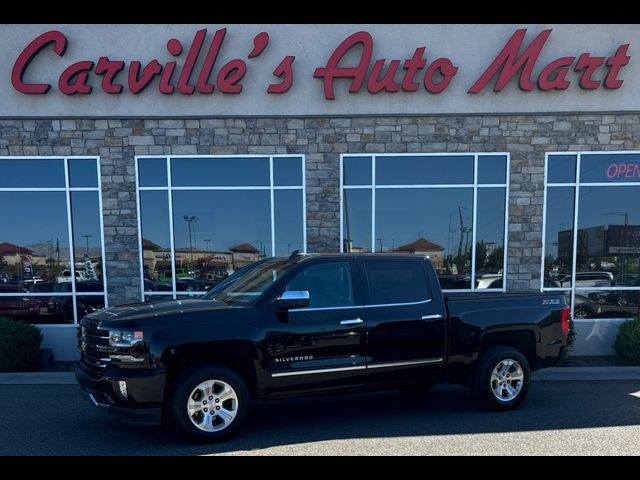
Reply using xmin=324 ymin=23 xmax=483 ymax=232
xmin=108 ymin=330 xmax=144 ymax=348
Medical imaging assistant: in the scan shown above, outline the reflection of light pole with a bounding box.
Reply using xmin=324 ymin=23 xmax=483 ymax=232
xmin=40 ymin=239 xmax=53 ymax=265
xmin=377 ymin=238 xmax=383 ymax=252
xmin=183 ymin=216 xmax=198 ymax=266
xmin=81 ymin=234 xmax=92 ymax=256
xmin=204 ymin=239 xmax=211 ymax=252
xmin=604 ymin=211 xmax=629 ymax=275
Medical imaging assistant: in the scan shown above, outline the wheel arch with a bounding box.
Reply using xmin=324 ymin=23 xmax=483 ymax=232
xmin=478 ymin=329 xmax=537 ymax=369
xmin=163 ymin=341 xmax=259 ymax=400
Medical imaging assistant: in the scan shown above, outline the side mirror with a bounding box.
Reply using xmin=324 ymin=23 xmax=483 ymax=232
xmin=273 ymin=290 xmax=310 ymax=311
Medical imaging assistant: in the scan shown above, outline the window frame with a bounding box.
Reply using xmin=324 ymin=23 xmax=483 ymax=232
xmin=340 ymin=153 xmax=510 ymax=293
xmin=0 ymin=156 xmax=108 ymax=326
xmin=542 ymin=151 xmax=640 ymax=319
xmin=135 ymin=154 xmax=307 ymax=300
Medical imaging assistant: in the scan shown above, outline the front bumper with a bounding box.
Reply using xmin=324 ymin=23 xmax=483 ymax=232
xmin=75 ymin=366 xmax=166 ymax=425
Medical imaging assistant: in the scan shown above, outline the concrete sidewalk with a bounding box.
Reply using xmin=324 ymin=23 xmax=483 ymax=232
xmin=0 ymin=367 xmax=640 ymax=385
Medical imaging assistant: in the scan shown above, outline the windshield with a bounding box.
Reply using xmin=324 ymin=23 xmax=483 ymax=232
xmin=203 ymin=257 xmax=297 ymax=305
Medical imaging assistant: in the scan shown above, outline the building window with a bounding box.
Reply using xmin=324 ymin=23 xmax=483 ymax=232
xmin=0 ymin=157 xmax=106 ymax=325
xmin=136 ymin=155 xmax=306 ymax=299
xmin=341 ymin=153 xmax=509 ymax=291
xmin=543 ymin=152 xmax=640 ymax=324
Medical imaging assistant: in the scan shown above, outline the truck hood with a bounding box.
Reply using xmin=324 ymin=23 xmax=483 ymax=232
xmin=84 ymin=298 xmax=230 ymax=322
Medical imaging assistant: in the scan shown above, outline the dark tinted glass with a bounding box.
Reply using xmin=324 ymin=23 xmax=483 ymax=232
xmin=273 ymin=157 xmax=303 ymax=186
xmin=475 ymin=188 xmax=506 ymax=282
xmin=138 ymin=158 xmax=167 ymax=187
xmin=139 ymin=191 xmax=172 ymax=290
xmin=68 ymin=159 xmax=98 ymax=188
xmin=70 ymin=192 xmax=103 ymax=288
xmin=573 ymin=290 xmax=639 ymax=319
xmin=172 ymin=190 xmax=272 ymax=272
xmin=0 ymin=191 xmax=73 ymax=324
xmin=547 ymin=154 xmax=576 ymax=183
xmin=343 ymin=156 xmax=372 ymax=185
xmin=375 ymin=188 xmax=473 ymax=283
xmin=577 ymin=186 xmax=640 ymax=276
xmin=478 ymin=155 xmax=507 ymax=184
xmin=286 ymin=262 xmax=353 ymax=308
xmin=343 ymin=189 xmax=372 ymax=252
xmin=0 ymin=191 xmax=69 ymax=285
xmin=274 ymin=190 xmax=304 ymax=256
xmin=376 ymin=155 xmax=473 ymax=185
xmin=544 ymin=187 xmax=575 ymax=287
xmin=0 ymin=294 xmax=72 ymax=324
xmin=580 ymin=153 xmax=640 ymax=183
xmin=0 ymin=159 xmax=65 ymax=188
xmin=171 ymin=157 xmax=269 ymax=187
xmin=364 ymin=260 xmax=430 ymax=304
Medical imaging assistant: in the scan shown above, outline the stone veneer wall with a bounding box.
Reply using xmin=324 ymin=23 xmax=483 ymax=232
xmin=1 ymin=114 xmax=637 ymax=305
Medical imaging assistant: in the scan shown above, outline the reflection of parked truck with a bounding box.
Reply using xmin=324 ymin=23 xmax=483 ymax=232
xmin=57 ymin=270 xmax=89 ymax=283
xmin=77 ymin=254 xmax=571 ymax=442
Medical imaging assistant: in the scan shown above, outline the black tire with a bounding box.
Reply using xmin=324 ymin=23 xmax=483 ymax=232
xmin=400 ymin=382 xmax=434 ymax=395
xmin=471 ymin=346 xmax=531 ymax=411
xmin=574 ymin=307 xmax=590 ymax=319
xmin=168 ymin=364 xmax=249 ymax=442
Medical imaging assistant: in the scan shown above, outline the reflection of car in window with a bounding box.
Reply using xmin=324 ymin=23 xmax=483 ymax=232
xmin=475 ymin=274 xmax=503 ymax=289
xmin=48 ymin=281 xmax=104 ymax=321
xmin=157 ymin=269 xmax=192 ymax=283
xmin=559 ymin=272 xmax=614 ymax=288
xmin=57 ymin=270 xmax=90 ymax=283
xmin=0 ymin=284 xmax=39 ymax=319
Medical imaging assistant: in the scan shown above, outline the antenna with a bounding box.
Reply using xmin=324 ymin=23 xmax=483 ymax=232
xmin=289 ymin=250 xmax=300 ymax=259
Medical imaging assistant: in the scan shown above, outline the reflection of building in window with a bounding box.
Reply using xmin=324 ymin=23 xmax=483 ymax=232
xmin=341 ymin=153 xmax=508 ymax=291
xmin=556 ymin=225 xmax=640 ymax=274
xmin=230 ymin=243 xmax=262 ymax=270
xmin=137 ymin=155 xmax=305 ymax=298
xmin=0 ymin=156 xmax=105 ymax=325
xmin=393 ymin=238 xmax=444 ymax=269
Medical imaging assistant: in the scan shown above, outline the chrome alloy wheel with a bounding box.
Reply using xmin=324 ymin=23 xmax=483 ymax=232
xmin=187 ymin=379 xmax=239 ymax=432
xmin=490 ymin=359 xmax=524 ymax=402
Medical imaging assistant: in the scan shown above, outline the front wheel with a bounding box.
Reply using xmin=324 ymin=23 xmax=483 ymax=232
xmin=168 ymin=364 xmax=249 ymax=442
xmin=471 ymin=346 xmax=530 ymax=411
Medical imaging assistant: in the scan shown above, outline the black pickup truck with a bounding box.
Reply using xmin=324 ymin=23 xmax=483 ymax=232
xmin=76 ymin=254 xmax=571 ymax=442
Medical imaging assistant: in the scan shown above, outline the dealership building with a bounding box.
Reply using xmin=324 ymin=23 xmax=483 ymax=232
xmin=0 ymin=24 xmax=639 ymax=360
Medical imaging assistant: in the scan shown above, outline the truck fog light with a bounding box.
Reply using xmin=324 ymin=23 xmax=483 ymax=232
xmin=118 ymin=381 xmax=127 ymax=398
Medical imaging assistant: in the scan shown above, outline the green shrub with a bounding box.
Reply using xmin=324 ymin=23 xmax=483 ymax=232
xmin=0 ymin=317 xmax=43 ymax=372
xmin=614 ymin=316 xmax=640 ymax=366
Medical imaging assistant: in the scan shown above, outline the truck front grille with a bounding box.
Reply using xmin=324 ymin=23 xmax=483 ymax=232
xmin=80 ymin=320 xmax=111 ymax=378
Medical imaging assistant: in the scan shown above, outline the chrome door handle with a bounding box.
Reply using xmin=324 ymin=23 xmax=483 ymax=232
xmin=340 ymin=318 xmax=364 ymax=325
xmin=421 ymin=314 xmax=443 ymax=320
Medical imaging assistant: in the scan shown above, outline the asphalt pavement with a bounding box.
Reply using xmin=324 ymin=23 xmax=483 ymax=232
xmin=0 ymin=376 xmax=639 ymax=455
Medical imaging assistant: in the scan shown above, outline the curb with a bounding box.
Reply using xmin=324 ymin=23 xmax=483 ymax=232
xmin=531 ymin=366 xmax=640 ymax=383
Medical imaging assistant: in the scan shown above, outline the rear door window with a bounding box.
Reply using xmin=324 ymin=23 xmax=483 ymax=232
xmin=364 ymin=260 xmax=430 ymax=305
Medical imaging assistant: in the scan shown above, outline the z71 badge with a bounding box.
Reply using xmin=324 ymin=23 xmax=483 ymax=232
xmin=542 ymin=299 xmax=561 ymax=305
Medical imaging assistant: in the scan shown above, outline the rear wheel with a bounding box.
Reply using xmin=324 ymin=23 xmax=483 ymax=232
xmin=472 ymin=346 xmax=530 ymax=410
xmin=168 ymin=364 xmax=249 ymax=442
